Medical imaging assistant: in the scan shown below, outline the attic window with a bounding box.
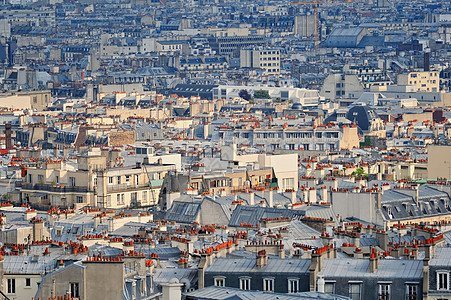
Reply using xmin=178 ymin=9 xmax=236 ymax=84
xmin=384 ymin=206 xmax=393 ymax=219
xmin=430 ymin=201 xmax=438 ymax=210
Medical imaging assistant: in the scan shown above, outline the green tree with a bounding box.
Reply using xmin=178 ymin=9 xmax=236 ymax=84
xmin=239 ymin=89 xmax=252 ymax=101
xmin=253 ymin=90 xmax=271 ymax=99
xmin=351 ymin=168 xmax=368 ymax=179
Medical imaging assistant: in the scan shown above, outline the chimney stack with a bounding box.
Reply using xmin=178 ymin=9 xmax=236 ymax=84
xmin=369 ymin=248 xmax=378 ymax=273
xmin=321 ymin=187 xmax=327 ymax=203
xmin=256 ymin=249 xmax=268 ymax=268
xmin=268 ymin=189 xmax=273 ymax=207
xmin=161 ymin=278 xmax=183 ymax=300
xmin=317 ymin=275 xmax=325 ymax=293
xmin=249 ymin=191 xmax=254 ymax=206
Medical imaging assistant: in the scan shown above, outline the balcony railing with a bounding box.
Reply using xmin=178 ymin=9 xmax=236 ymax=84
xmin=15 ymin=181 xmax=91 ymax=193
xmin=106 ymin=180 xmax=164 ymax=192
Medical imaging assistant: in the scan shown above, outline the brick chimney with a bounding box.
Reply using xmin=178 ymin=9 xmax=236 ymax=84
xmin=256 ymin=249 xmax=268 ymax=268
xmin=369 ymin=248 xmax=378 ymax=273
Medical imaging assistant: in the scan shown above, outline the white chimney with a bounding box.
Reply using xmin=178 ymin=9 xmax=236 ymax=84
xmin=308 ymin=188 xmax=317 ymax=204
xmin=317 ymin=275 xmax=325 ymax=293
xmin=161 ymin=278 xmax=183 ymax=300
xmin=267 ymin=190 xmax=273 ymax=208
xmin=249 ymin=192 xmax=254 ymax=206
xmin=321 ymin=187 xmax=327 ymax=203
xmin=302 ymin=189 xmax=308 ymax=203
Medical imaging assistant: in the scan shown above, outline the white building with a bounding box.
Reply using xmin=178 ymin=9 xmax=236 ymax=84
xmin=213 ymin=85 xmax=320 ymax=107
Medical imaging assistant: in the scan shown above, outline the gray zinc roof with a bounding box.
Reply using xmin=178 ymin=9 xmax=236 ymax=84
xmin=228 ymin=205 xmax=304 ymax=227
xmin=319 ymin=258 xmax=423 ymax=279
xmin=4 ymin=255 xmax=58 ymax=274
xmin=184 ymin=286 xmax=351 ymax=299
xmin=206 ymin=258 xmax=310 ymax=274
xmin=430 ymin=247 xmax=451 ymax=267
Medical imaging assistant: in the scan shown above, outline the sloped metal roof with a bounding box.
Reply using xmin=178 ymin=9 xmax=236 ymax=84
xmin=319 ymin=258 xmax=423 ymax=279
xmin=228 ymin=205 xmax=304 ymax=227
xmin=4 ymin=256 xmax=58 ymax=274
xmin=206 ymin=258 xmax=310 ymax=275
xmin=185 ymin=286 xmax=351 ymax=299
xmin=430 ymin=247 xmax=451 ymax=267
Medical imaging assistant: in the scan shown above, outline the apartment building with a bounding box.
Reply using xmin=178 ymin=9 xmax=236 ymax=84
xmin=240 ymin=48 xmax=280 ymax=74
xmin=10 ymin=153 xmax=176 ymax=209
xmin=213 ymin=85 xmax=320 ymax=106
xmin=218 ymin=125 xmax=359 ymax=151
xmin=398 ymin=71 xmax=440 ymax=92
xmin=0 ymin=90 xmax=52 ymax=111
xmin=207 ymin=35 xmax=265 ymax=56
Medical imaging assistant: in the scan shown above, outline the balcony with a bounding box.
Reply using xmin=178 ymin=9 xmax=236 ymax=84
xmin=15 ymin=181 xmax=91 ymax=193
xmin=106 ymin=180 xmax=164 ymax=192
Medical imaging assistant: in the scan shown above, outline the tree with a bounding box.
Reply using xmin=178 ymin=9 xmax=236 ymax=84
xmin=239 ymin=89 xmax=252 ymax=101
xmin=351 ymin=168 xmax=368 ymax=179
xmin=253 ymin=90 xmax=271 ymax=99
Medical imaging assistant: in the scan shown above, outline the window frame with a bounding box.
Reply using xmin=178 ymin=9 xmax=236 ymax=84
xmin=325 ymin=281 xmax=336 ymax=294
xmin=405 ymin=283 xmax=418 ymax=300
xmin=288 ymin=278 xmax=299 ymax=293
xmin=70 ymin=282 xmax=80 ymax=298
xmin=378 ymin=282 xmax=391 ymax=300
xmin=7 ymin=278 xmax=15 ymax=294
xmin=214 ymin=277 xmax=225 ymax=287
xmin=239 ymin=277 xmax=251 ymax=290
xmin=348 ymin=282 xmax=362 ymax=300
xmin=263 ymin=277 xmax=275 ymax=292
xmin=437 ymin=271 xmax=449 ymax=291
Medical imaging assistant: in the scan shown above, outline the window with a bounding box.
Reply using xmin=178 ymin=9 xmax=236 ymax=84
xmin=108 ymin=177 xmax=113 ymax=184
xmin=121 ymin=194 xmax=125 ymax=204
xmin=263 ymin=278 xmax=274 ymax=292
xmin=25 ymin=277 xmax=31 ymax=287
xmin=214 ymin=277 xmax=225 ymax=287
xmin=405 ymin=284 xmax=418 ymax=300
xmin=107 ymin=195 xmax=112 ymax=207
xmin=7 ymin=278 xmax=15 ymax=294
xmin=283 ymin=178 xmax=294 ymax=190
xmin=69 ymin=177 xmax=76 ymax=187
xmin=135 ymin=175 xmax=139 ymax=185
xmin=38 ymin=174 xmax=44 ymax=184
xmin=70 ymin=282 xmax=80 ymax=297
xmin=288 ymin=279 xmax=299 ymax=293
xmin=76 ymin=196 xmax=84 ymax=203
xmin=116 ymin=194 xmax=120 ymax=205
xmin=126 ymin=175 xmax=130 ymax=183
xmin=437 ymin=272 xmax=449 ymax=290
xmin=117 ymin=176 xmax=121 ymax=184
xmin=378 ymin=283 xmax=391 ymax=300
xmin=142 ymin=191 xmax=147 ymax=203
xmin=349 ymin=283 xmax=362 ymax=300
xmin=240 ymin=277 xmax=251 ymax=290
xmin=325 ymin=281 xmax=336 ymax=294
xmin=55 ymin=176 xmax=59 ymax=184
